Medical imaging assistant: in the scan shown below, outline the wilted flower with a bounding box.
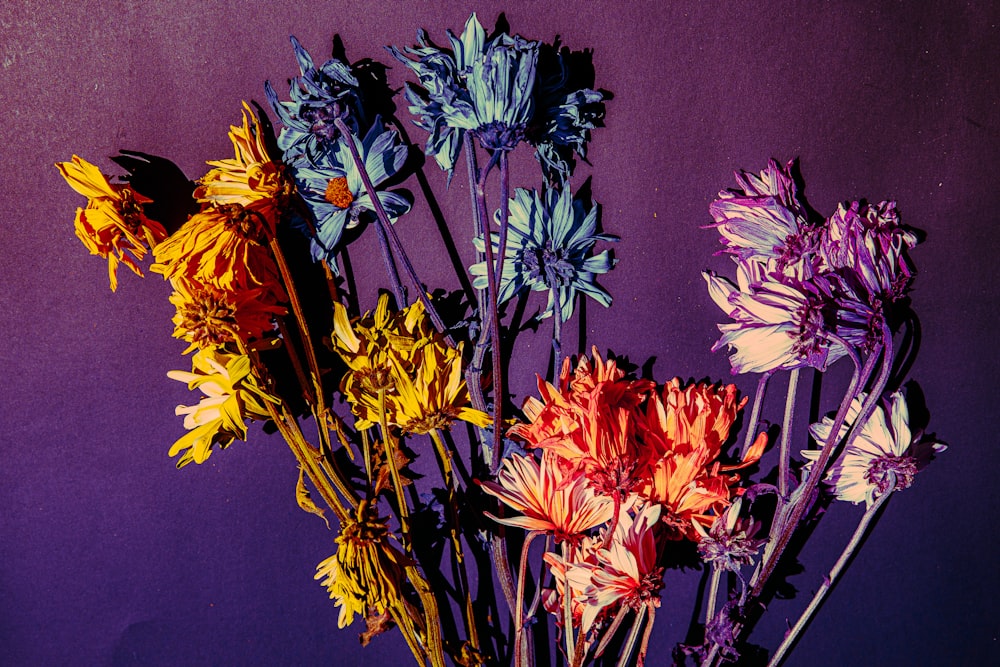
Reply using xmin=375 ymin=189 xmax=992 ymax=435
xmin=695 ymin=497 xmax=765 ymax=572
xmin=168 ymin=277 xmax=284 ymax=354
xmin=704 ymin=260 xmax=847 ymax=374
xmin=56 ymin=155 xmax=167 ymax=291
xmin=803 ymin=390 xmax=945 ymax=507
xmin=480 ymin=452 xmax=614 ymax=542
xmin=315 ymin=501 xmax=409 ymax=629
xmin=569 ymin=503 xmax=665 ymax=635
xmin=151 ymin=203 xmax=285 ymax=301
xmin=265 ymin=36 xmax=364 ymax=164
xmin=471 ymin=187 xmax=616 ymax=322
xmin=194 ymin=101 xmax=295 ymax=226
xmin=708 ymin=159 xmax=818 ymax=278
xmin=293 ymin=121 xmax=411 ymax=263
xmin=166 ymin=349 xmax=278 ymax=467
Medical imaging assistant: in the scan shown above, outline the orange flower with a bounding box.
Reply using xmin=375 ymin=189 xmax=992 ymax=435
xmin=195 ymin=101 xmax=294 ymax=226
xmin=168 ymin=276 xmax=285 ymax=354
xmin=56 ymin=155 xmax=167 ymax=290
xmin=151 ymin=203 xmax=284 ymax=301
xmin=480 ymin=452 xmax=614 ymax=543
xmin=509 ymin=348 xmax=654 ymax=498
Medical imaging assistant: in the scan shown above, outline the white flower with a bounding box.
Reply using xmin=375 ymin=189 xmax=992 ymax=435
xmin=802 ymin=391 xmax=945 ymax=507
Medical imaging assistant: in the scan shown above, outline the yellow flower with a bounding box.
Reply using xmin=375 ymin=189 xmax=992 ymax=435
xmin=168 ymin=277 xmax=285 ymax=354
xmin=329 ymin=294 xmax=489 ymax=433
xmin=166 ymin=348 xmax=277 ymax=467
xmin=315 ymin=501 xmax=409 ymax=629
xmin=194 ymin=101 xmax=294 ymax=226
xmin=151 ymin=203 xmax=285 ymax=301
xmin=56 ymin=155 xmax=167 ymax=291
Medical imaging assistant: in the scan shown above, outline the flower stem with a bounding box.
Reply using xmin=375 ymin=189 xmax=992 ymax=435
xmin=616 ymin=605 xmax=648 ymax=667
xmin=777 ymin=368 xmax=801 ymax=501
xmin=332 ymin=117 xmax=454 ymax=348
xmin=379 ymin=388 xmax=410 ymax=551
xmin=514 ymin=531 xmax=542 ymax=667
xmin=561 ymin=540 xmax=577 ymax=662
xmin=551 ymin=287 xmax=563 ymax=375
xmin=374 ymin=211 xmax=408 ymax=308
xmin=741 ymin=371 xmax=772 ymax=459
xmin=704 ymin=566 xmax=723 ymax=631
xmin=767 ymin=475 xmax=897 ymax=667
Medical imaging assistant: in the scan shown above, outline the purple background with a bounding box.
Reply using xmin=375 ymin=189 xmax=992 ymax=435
xmin=3 ymin=1 xmax=998 ymax=665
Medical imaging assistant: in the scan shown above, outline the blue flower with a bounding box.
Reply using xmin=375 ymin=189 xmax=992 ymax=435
xmin=292 ymin=121 xmax=410 ymax=264
xmin=265 ymin=36 xmax=365 ymax=166
xmin=391 ymin=14 xmax=603 ymax=183
xmin=470 ymin=187 xmax=616 ymax=322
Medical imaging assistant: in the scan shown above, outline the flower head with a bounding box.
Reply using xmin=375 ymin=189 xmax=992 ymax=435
xmin=480 ymin=452 xmax=614 ymax=542
xmin=265 ymin=36 xmax=364 ymax=165
xmin=471 ymin=186 xmax=616 ymax=322
xmin=708 ymin=159 xmax=818 ymax=278
xmin=315 ymin=501 xmax=409 ymax=629
xmin=168 ymin=277 xmax=284 ymax=354
xmin=166 ymin=349 xmax=278 ymax=467
xmin=704 ymin=260 xmax=847 ymax=374
xmin=194 ymin=101 xmax=295 ymax=227
xmin=293 ymin=121 xmax=410 ymax=263
xmin=151 ymin=203 xmax=284 ymax=302
xmin=803 ymin=390 xmax=945 ymax=507
xmin=56 ymin=155 xmax=167 ymax=291
xmin=695 ymin=497 xmax=765 ymax=571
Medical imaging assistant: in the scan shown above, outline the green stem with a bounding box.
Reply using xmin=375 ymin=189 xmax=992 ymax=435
xmin=378 ymin=388 xmax=410 ymax=551
xmin=741 ymin=371 xmax=772 ymax=459
xmin=777 ymin=368 xmax=800 ymax=501
xmin=561 ymin=540 xmax=576 ymax=661
xmin=616 ymin=605 xmax=647 ymax=667
xmin=514 ymin=531 xmax=542 ymax=667
xmin=705 ymin=566 xmax=723 ymax=632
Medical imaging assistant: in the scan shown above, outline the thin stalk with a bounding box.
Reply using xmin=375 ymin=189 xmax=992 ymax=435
xmin=374 ymin=212 xmax=407 ymax=307
xmin=495 ymin=150 xmax=512 ymax=286
xmin=332 ymin=117 xmax=454 ymax=348
xmin=551 ymin=288 xmax=563 ymax=375
xmin=616 ymin=605 xmax=648 ymax=667
xmin=704 ymin=566 xmax=723 ymax=631
xmin=514 ymin=531 xmax=543 ymax=667
xmin=403 ymin=563 xmax=449 ymax=667
xmin=767 ymin=475 xmax=897 ymax=667
xmin=741 ymin=371 xmax=772 ymax=459
xmin=429 ymin=428 xmax=480 ymax=654
xmin=594 ymin=605 xmax=628 ymax=658
xmin=275 ymin=317 xmax=315 ymax=405
xmin=561 ymin=540 xmax=577 ymax=661
xmin=379 ymin=388 xmax=410 ymax=550
xmin=389 ymin=599 xmax=430 ymax=667
xmin=777 ymin=368 xmax=801 ymax=501
xmin=636 ymin=605 xmax=656 ymax=667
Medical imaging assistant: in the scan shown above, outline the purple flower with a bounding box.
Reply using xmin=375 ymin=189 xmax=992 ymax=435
xmin=704 ymin=260 xmax=848 ymax=374
xmin=708 ymin=159 xmax=818 ymax=277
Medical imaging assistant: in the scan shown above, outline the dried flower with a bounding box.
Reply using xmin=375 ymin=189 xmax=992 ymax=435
xmin=695 ymin=497 xmax=765 ymax=572
xmin=315 ymin=501 xmax=409 ymax=629
xmin=803 ymin=390 xmax=945 ymax=507
xmin=480 ymin=452 xmax=614 ymax=542
xmin=168 ymin=277 xmax=283 ymax=354
xmin=471 ymin=186 xmax=616 ymax=322
xmin=56 ymin=155 xmax=167 ymax=291
xmin=165 ymin=349 xmax=278 ymax=467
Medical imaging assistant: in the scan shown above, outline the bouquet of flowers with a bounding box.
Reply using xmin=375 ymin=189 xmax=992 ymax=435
xmin=58 ymin=13 xmax=944 ymax=666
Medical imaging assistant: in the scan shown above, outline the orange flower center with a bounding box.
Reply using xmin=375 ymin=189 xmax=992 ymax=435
xmin=325 ymin=177 xmax=354 ymax=209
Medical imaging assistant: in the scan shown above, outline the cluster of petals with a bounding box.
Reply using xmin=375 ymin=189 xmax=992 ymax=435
xmin=56 ymin=155 xmax=167 ymax=291
xmin=803 ymin=390 xmax=945 ymax=507
xmin=167 ymin=276 xmax=284 ymax=354
xmin=166 ymin=348 xmax=277 ymax=467
xmin=705 ymin=159 xmax=921 ymax=374
xmin=329 ymin=294 xmax=489 ymax=434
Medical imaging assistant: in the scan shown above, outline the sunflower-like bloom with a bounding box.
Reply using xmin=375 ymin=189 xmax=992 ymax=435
xmin=471 ymin=187 xmax=616 ymax=322
xmin=166 ymin=349 xmax=278 ymax=467
xmin=315 ymin=501 xmax=409 ymax=629
xmin=293 ymin=121 xmax=411 ymax=263
xmin=480 ymin=452 xmax=614 ymax=542
xmin=56 ymin=155 xmax=167 ymax=291
xmin=168 ymin=277 xmax=284 ymax=354
xmin=567 ymin=503 xmax=665 ymax=634
xmin=704 ymin=259 xmax=847 ymax=374
xmin=708 ymin=158 xmax=818 ymax=278
xmin=803 ymin=391 xmax=945 ymax=507
xmin=194 ymin=101 xmax=295 ymax=227
xmin=151 ymin=203 xmax=284 ymax=301
xmin=330 ymin=294 xmax=489 ymax=433
xmin=265 ymin=36 xmax=365 ymax=165
xmin=510 ymin=349 xmax=654 ymax=498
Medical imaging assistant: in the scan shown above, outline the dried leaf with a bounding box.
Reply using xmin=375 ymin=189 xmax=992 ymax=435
xmin=296 ymin=467 xmax=330 ymax=529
